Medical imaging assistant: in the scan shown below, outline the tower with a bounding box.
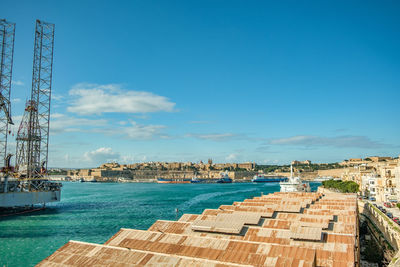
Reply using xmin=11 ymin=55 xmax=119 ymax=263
xmin=15 ymin=20 xmax=54 ymax=178
xmin=0 ymin=19 xmax=15 ymax=167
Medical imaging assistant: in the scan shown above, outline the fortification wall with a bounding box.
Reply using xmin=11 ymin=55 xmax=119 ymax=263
xmin=318 ymin=168 xmax=348 ymax=178
xmin=361 ymin=202 xmax=400 ymax=251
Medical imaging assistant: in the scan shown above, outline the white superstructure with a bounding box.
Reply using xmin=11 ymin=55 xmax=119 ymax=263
xmin=280 ymin=164 xmax=311 ymax=192
xmin=314 ymin=176 xmax=333 ymax=182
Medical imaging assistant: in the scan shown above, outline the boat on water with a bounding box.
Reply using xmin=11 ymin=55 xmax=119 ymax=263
xmin=252 ymin=173 xmax=288 ymax=183
xmin=280 ymin=164 xmax=311 ymax=192
xmin=314 ymin=176 xmax=339 ymax=182
xmin=157 ymin=178 xmax=191 ymax=184
xmin=190 ymin=175 xmax=203 ymax=183
xmin=216 ymin=172 xmax=232 ymax=183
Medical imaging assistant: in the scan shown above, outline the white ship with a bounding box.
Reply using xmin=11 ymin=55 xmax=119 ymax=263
xmin=314 ymin=176 xmax=333 ymax=182
xmin=280 ymin=164 xmax=311 ymax=192
xmin=1 ymin=175 xmax=61 ymax=208
xmin=314 ymin=176 xmax=341 ymax=182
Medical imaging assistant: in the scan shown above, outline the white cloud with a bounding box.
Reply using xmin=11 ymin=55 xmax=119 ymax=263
xmin=83 ymin=147 xmax=120 ymax=164
xmin=96 ymin=120 xmax=168 ymax=140
xmin=120 ymin=155 xmax=135 ymax=163
xmin=269 ymin=135 xmax=386 ymax=148
xmin=133 ymin=114 xmax=150 ymax=120
xmin=261 ymin=159 xmax=279 ymax=164
xmin=186 ymin=133 xmax=237 ymax=141
xmin=12 ymin=80 xmax=24 ymax=86
xmin=8 ymin=114 xmax=107 ymax=136
xmin=50 ymin=113 xmax=107 ymax=134
xmin=226 ymin=153 xmax=238 ymax=161
xmin=12 ymin=98 xmax=21 ymax=103
xmin=123 ymin=121 xmax=167 ymax=140
xmin=52 ymin=94 xmax=64 ymax=101
xmin=67 ymin=83 xmax=176 ymax=115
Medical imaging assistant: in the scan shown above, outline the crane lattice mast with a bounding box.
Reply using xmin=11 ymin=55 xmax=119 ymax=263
xmin=16 ymin=20 xmax=54 ymax=178
xmin=0 ymin=19 xmax=15 ymax=168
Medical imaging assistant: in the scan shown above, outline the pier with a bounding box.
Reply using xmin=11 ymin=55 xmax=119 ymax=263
xmin=38 ymin=191 xmax=359 ymax=266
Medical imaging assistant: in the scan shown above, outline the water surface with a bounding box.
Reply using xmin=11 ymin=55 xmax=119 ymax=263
xmin=0 ymin=181 xmax=320 ymax=266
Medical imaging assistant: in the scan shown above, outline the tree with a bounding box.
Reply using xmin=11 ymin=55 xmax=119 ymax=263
xmin=322 ymin=179 xmax=359 ymax=193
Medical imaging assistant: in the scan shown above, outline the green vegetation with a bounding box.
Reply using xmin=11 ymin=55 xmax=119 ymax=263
xmin=322 ymin=179 xmax=359 ymax=193
xmin=254 ymin=165 xmax=283 ymax=173
xmin=397 ymin=203 xmax=400 ymax=210
xmin=255 ymin=162 xmax=344 ymax=174
xmin=363 ymin=239 xmax=384 ymax=263
xmin=359 ymin=221 xmax=384 ymax=263
xmin=361 ymin=213 xmax=395 ymax=252
xmin=296 ymin=163 xmax=345 ymax=172
xmin=47 ymin=169 xmax=67 ymax=175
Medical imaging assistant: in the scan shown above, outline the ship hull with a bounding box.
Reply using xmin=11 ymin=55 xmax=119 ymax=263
xmin=0 ymin=190 xmax=61 ymax=207
xmin=252 ymin=178 xmax=288 ymax=183
xmin=157 ymin=178 xmax=191 ymax=184
xmin=280 ymin=182 xmax=311 ymax=192
xmin=216 ymin=179 xmax=232 ymax=183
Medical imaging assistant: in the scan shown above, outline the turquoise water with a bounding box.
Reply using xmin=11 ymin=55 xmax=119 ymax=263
xmin=0 ymin=182 xmax=320 ymax=266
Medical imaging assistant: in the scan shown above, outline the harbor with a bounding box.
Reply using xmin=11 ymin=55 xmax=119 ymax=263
xmin=37 ymin=187 xmax=358 ymax=266
xmin=2 ymin=1 xmax=399 ymax=266
xmin=0 ymin=181 xmax=321 ymax=266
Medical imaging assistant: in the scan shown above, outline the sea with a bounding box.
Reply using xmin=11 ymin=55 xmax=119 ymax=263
xmin=0 ymin=181 xmax=321 ymax=267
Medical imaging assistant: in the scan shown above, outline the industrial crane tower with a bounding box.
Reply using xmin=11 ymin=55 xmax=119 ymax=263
xmin=0 ymin=19 xmax=60 ymax=208
xmin=0 ymin=19 xmax=15 ymax=168
xmin=16 ymin=20 xmax=54 ymax=179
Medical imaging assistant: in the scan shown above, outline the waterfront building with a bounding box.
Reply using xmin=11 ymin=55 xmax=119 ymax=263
xmin=338 ymin=156 xmax=399 ymax=202
xmin=361 ymin=174 xmax=378 ymax=199
xmin=236 ymin=162 xmax=256 ymax=170
xmin=100 ymin=162 xmax=121 ymax=169
xmin=394 ymin=156 xmax=400 ymax=200
xmin=291 ymin=160 xmax=312 ymax=165
xmin=340 ymin=158 xmax=365 ymax=166
xmin=374 ymin=160 xmax=398 ymax=202
xmin=366 ymin=156 xmax=393 ymax=163
xmin=39 ymin=192 xmax=359 ymax=267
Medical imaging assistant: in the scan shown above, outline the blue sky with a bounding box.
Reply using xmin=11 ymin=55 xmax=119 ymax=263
xmin=3 ymin=0 xmax=400 ymax=167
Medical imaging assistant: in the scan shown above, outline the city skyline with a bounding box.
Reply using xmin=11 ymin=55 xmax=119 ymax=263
xmin=3 ymin=0 xmax=400 ymax=168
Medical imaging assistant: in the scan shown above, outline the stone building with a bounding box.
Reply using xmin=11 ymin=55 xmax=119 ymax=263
xmin=361 ymin=174 xmax=378 ymax=199
xmin=291 ymin=160 xmax=312 ymax=165
xmin=394 ymin=156 xmax=400 ymax=199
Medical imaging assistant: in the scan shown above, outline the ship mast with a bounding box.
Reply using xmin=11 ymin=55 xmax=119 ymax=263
xmin=290 ymin=164 xmax=293 ymax=178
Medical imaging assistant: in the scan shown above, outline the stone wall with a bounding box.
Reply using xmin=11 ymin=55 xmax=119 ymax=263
xmin=360 ymin=201 xmax=400 ymax=251
xmin=317 ymin=168 xmax=348 ymax=178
